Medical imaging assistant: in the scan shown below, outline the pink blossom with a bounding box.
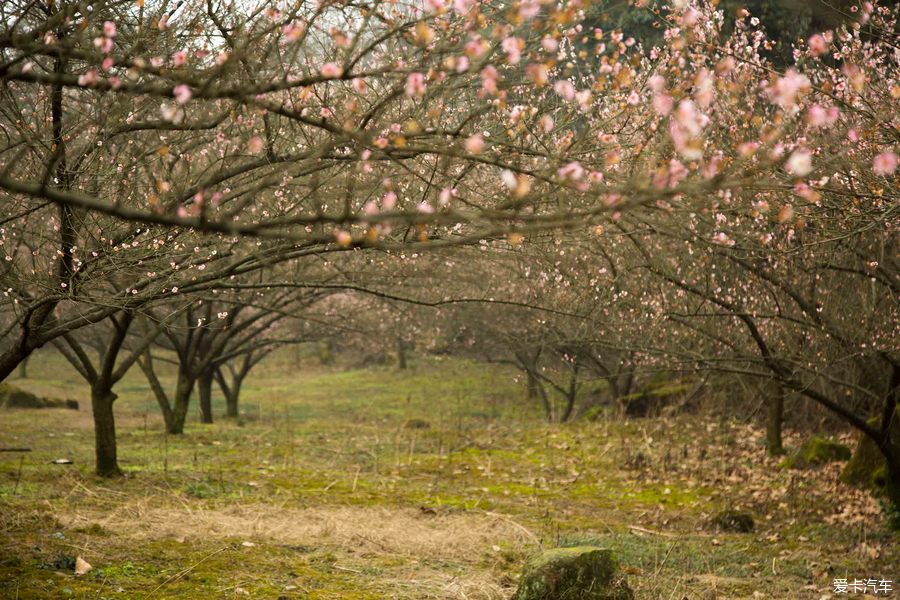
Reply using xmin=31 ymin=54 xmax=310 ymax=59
xmin=652 ymin=93 xmax=673 ymax=116
xmin=557 ymin=161 xmax=584 ymax=181
xmin=334 ymin=230 xmax=352 ymax=247
xmin=465 ymin=134 xmax=485 ymax=154
xmin=808 ymin=34 xmax=828 ymax=56
xmin=320 ymin=62 xmax=342 ymax=78
xmin=101 ymin=57 xmax=114 ymax=71
xmin=352 ymin=78 xmax=367 ymax=93
xmin=668 ymin=159 xmax=688 ymax=186
xmin=173 ymin=51 xmax=187 ymax=67
xmin=173 ymin=84 xmax=192 ymax=105
xmin=785 ymin=149 xmax=813 ymax=176
xmin=453 ymin=0 xmax=471 ymax=13
xmin=575 ymin=90 xmax=592 ymax=110
xmin=767 ymin=69 xmax=809 ymax=109
xmin=405 ymin=72 xmax=425 ymax=97
xmin=693 ymin=69 xmax=714 ymax=107
xmin=464 ymin=36 xmax=489 ymax=59
xmin=416 ymin=202 xmax=435 ymax=214
xmin=526 ymin=63 xmax=548 ymax=87
xmin=77 ymin=70 xmax=98 ymax=87
xmin=481 ymin=66 xmax=499 ymax=95
xmin=873 ymin=152 xmax=898 ymax=176
xmin=282 ymin=23 xmax=304 ymax=42
xmin=541 ymin=37 xmax=558 ymax=53
xmin=539 ymin=115 xmax=554 ymax=133
xmin=648 ymin=74 xmax=666 ymax=92
xmin=553 ymin=80 xmax=576 ymax=101
xmin=94 ymin=37 xmax=113 ymax=53
xmin=703 ymin=153 xmax=724 ymax=179
xmin=247 ymin=136 xmax=264 ymax=153
xmin=501 ymin=170 xmax=518 ymax=190
xmin=103 ymin=21 xmax=117 ymax=38
xmin=669 ymin=100 xmax=707 ymax=160
xmin=382 ymin=191 xmax=397 ymax=209
xmin=712 ymin=232 xmax=735 ymax=246
xmin=682 ymin=7 xmax=700 ymax=26
xmin=502 ymin=37 xmax=523 ymax=64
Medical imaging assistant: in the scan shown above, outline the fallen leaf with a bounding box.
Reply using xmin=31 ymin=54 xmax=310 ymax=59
xmin=74 ymin=556 xmax=92 ymax=576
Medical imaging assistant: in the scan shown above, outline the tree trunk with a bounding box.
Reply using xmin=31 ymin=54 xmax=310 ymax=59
xmin=526 ymin=371 xmax=539 ymax=399
xmin=91 ymin=386 xmax=121 ymax=477
xmin=0 ymin=345 xmax=30 ymax=383
xmin=560 ymin=365 xmax=579 ymax=423
xmin=227 ymin=374 xmax=245 ymax=418
xmin=225 ymin=387 xmax=239 ymax=418
xmin=397 ymin=337 xmax=407 ymax=370
xmin=198 ymin=370 xmax=214 ymax=424
xmin=766 ymin=388 xmax=785 ymax=456
xmin=17 ymin=357 xmax=27 ymax=379
xmin=169 ymin=371 xmax=194 ymax=434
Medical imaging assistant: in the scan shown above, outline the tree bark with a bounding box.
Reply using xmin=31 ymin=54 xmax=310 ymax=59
xmin=198 ymin=370 xmax=214 ymax=424
xmin=766 ymin=388 xmax=785 ymax=456
xmin=169 ymin=370 xmax=194 ymax=434
xmin=217 ymin=367 xmax=247 ymax=419
xmin=17 ymin=357 xmax=27 ymax=379
xmin=526 ymin=371 xmax=539 ymax=399
xmin=397 ymin=337 xmax=407 ymax=370
xmin=91 ymin=386 xmax=121 ymax=477
xmin=139 ymin=352 xmax=175 ymax=432
xmin=560 ymin=364 xmax=579 ymax=423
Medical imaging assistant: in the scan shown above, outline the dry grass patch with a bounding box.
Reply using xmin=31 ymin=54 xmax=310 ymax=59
xmin=63 ymin=504 xmax=538 ymax=562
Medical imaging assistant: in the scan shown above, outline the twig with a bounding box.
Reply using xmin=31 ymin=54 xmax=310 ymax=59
xmin=13 ymin=455 xmax=24 ymax=494
xmin=333 ymin=565 xmax=363 ymax=574
xmin=628 ymin=525 xmax=677 ymax=538
xmin=653 ymin=540 xmax=678 ymax=578
xmin=142 ymin=546 xmax=229 ymax=598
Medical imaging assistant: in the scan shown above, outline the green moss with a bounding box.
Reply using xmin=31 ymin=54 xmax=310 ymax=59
xmin=783 ymin=436 xmax=851 ymax=469
xmin=842 ymin=416 xmax=899 ymax=493
xmin=513 ymin=546 xmax=633 ymax=600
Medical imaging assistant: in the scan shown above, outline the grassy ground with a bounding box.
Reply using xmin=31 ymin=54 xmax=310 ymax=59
xmin=0 ymin=349 xmax=896 ymax=599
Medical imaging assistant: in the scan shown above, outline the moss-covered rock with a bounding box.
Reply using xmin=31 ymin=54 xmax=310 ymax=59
xmin=711 ymin=510 xmax=754 ymax=533
xmin=783 ymin=436 xmax=851 ymax=469
xmin=512 ymin=546 xmax=633 ymax=600
xmin=0 ymin=384 xmax=78 ymax=410
xmin=0 ymin=383 xmax=46 ymax=408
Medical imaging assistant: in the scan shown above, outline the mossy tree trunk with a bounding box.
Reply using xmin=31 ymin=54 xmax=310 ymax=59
xmin=766 ymin=388 xmax=785 ymax=456
xmin=17 ymin=357 xmax=27 ymax=379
